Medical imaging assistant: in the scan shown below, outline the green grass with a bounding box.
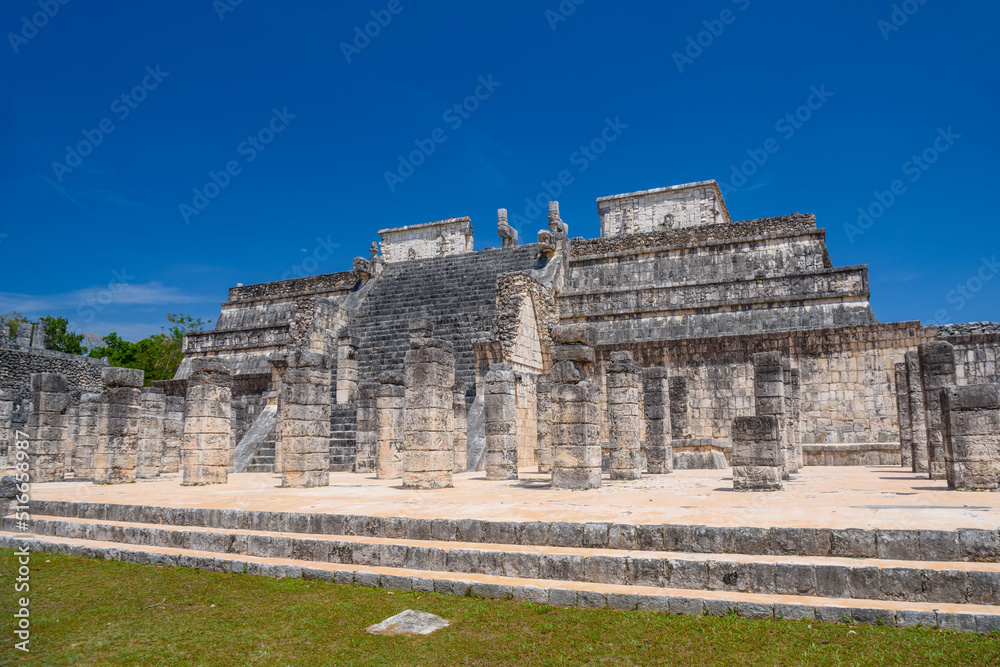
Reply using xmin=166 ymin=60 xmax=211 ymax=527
xmin=1 ymin=549 xmax=998 ymax=666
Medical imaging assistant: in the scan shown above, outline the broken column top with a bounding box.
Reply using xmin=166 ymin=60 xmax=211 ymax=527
xmin=378 ymin=370 xmax=404 ymax=385
xmin=102 ymin=367 xmax=144 ymax=388
xmin=551 ymin=323 xmax=590 ymax=346
xmin=30 ymin=372 xmax=69 ymax=393
xmin=608 ymin=350 xmax=640 ymax=374
xmin=752 ymin=351 xmax=783 ymax=367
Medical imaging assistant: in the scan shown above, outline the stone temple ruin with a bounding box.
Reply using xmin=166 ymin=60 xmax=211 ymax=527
xmin=4 ymin=179 xmax=1000 ymax=632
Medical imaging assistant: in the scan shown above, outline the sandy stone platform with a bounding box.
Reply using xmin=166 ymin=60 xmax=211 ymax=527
xmin=28 ymin=466 xmax=1000 ymax=532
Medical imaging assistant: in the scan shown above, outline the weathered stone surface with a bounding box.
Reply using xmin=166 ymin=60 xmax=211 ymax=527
xmin=366 ymin=609 xmax=449 ymax=636
xmin=608 ymin=351 xmax=642 ymax=480
xmin=919 ymin=341 xmax=956 ymax=480
xmin=643 ymin=366 xmax=673 ymax=474
xmin=732 ymin=415 xmax=782 ymax=491
xmin=484 ymin=363 xmax=517 ymax=480
xmin=403 ymin=332 xmax=455 ymax=489
xmin=27 ymin=372 xmax=69 ymax=482
xmin=183 ymin=360 xmax=232 ymax=485
xmin=941 ymin=383 xmax=1000 ymax=491
xmin=136 ymin=388 xmax=166 ymax=479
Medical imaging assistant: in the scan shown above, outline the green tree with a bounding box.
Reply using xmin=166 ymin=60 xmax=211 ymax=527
xmin=40 ymin=316 xmax=87 ymax=355
xmin=0 ymin=312 xmax=30 ymax=339
xmin=87 ymin=314 xmax=211 ymax=386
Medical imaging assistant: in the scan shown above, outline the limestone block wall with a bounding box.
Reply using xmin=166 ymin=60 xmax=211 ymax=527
xmin=597 ymin=181 xmax=731 ymax=237
xmin=378 ymin=217 xmax=474 ymax=263
xmin=947 ymin=332 xmax=1000 ymax=385
xmin=0 ymin=345 xmax=107 ymax=407
xmin=596 ymin=322 xmax=934 ymax=453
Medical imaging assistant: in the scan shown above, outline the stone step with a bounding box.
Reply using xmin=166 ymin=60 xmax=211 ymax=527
xmin=2 ymin=531 xmax=996 ymax=634
xmin=25 ymin=499 xmax=999 ymax=564
xmin=12 ymin=515 xmax=1000 ymax=607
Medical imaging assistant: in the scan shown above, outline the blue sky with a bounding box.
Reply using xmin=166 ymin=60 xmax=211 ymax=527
xmin=1 ymin=0 xmax=997 ymax=342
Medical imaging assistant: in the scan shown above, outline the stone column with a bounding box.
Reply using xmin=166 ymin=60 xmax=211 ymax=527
xmin=906 ymin=351 xmax=929 ymax=473
xmin=453 ymin=381 xmax=467 ymax=473
xmin=354 ymin=382 xmax=377 ymax=473
xmin=484 ymin=362 xmax=518 ymax=480
xmin=376 ymin=371 xmax=405 ymax=479
xmin=536 ymin=381 xmax=553 ymax=473
xmin=942 ymin=383 xmax=1000 ymax=491
xmin=30 ymin=319 xmax=46 ymax=349
xmin=550 ymin=325 xmax=601 ymax=490
xmin=73 ymin=393 xmax=100 ymax=479
xmin=15 ymin=325 xmax=30 ymax=347
xmin=919 ymin=341 xmax=956 ymax=480
xmin=182 ymin=358 xmax=232 ymax=486
xmin=27 ymin=372 xmax=69 ymax=482
xmin=0 ymin=388 xmax=14 ymax=461
xmin=781 ymin=359 xmax=800 ymax=474
xmin=668 ymin=376 xmax=690 ymax=440
xmin=135 ymin=387 xmax=166 ymax=479
xmin=732 ymin=415 xmax=783 ymax=491
xmin=94 ymin=367 xmax=144 ymax=484
xmin=63 ymin=401 xmax=79 ymax=476
xmin=402 ymin=325 xmax=455 ymax=490
xmin=336 ymin=330 xmax=359 ymax=404
xmin=789 ymin=368 xmax=802 ymax=470
xmin=0 ymin=324 xmax=9 ymax=347
xmin=278 ymin=350 xmax=331 ymax=488
xmin=607 ymin=351 xmax=642 ymax=480
xmin=643 ymin=366 xmax=673 ymax=474
xmin=894 ymin=362 xmax=913 ymax=468
xmin=162 ymin=395 xmax=184 ymax=473
xmin=752 ymin=352 xmax=789 ymax=479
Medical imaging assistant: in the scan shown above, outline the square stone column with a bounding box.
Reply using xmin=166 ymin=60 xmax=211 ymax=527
xmin=376 ymin=371 xmax=405 ymax=479
xmin=403 ymin=325 xmax=456 ymax=490
xmin=15 ymin=324 xmax=30 ymax=347
xmin=64 ymin=401 xmax=79 ymax=476
xmin=354 ymin=382 xmax=377 ymax=473
xmin=182 ymin=358 xmax=232 ymax=486
xmin=642 ymin=366 xmax=673 ymax=474
xmin=752 ymin=352 xmax=789 ymax=479
xmin=607 ymin=351 xmax=642 ymax=480
xmin=788 ymin=368 xmax=802 ymax=470
xmin=73 ymin=393 xmax=100 ymax=478
xmin=780 ymin=359 xmax=801 ymax=474
xmin=919 ymin=341 xmax=957 ymax=480
xmin=0 ymin=388 xmax=14 ymax=461
xmin=278 ymin=350 xmax=331 ymax=488
xmin=30 ymin=319 xmax=46 ymax=349
xmin=550 ymin=325 xmax=601 ymax=490
xmin=336 ymin=330 xmax=359 ymax=404
xmin=905 ymin=351 xmax=929 ymax=473
xmin=162 ymin=396 xmax=184 ymax=473
xmin=94 ymin=367 xmax=144 ymax=484
xmin=485 ymin=362 xmax=518 ymax=480
xmin=536 ymin=381 xmax=553 ymax=474
xmin=453 ymin=381 xmax=467 ymax=473
xmin=136 ymin=387 xmax=166 ymax=479
xmin=894 ymin=362 xmax=913 ymax=468
xmin=668 ymin=376 xmax=689 ymax=440
xmin=942 ymin=383 xmax=1000 ymax=491
xmin=732 ymin=415 xmax=783 ymax=491
xmin=27 ymin=372 xmax=69 ymax=482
